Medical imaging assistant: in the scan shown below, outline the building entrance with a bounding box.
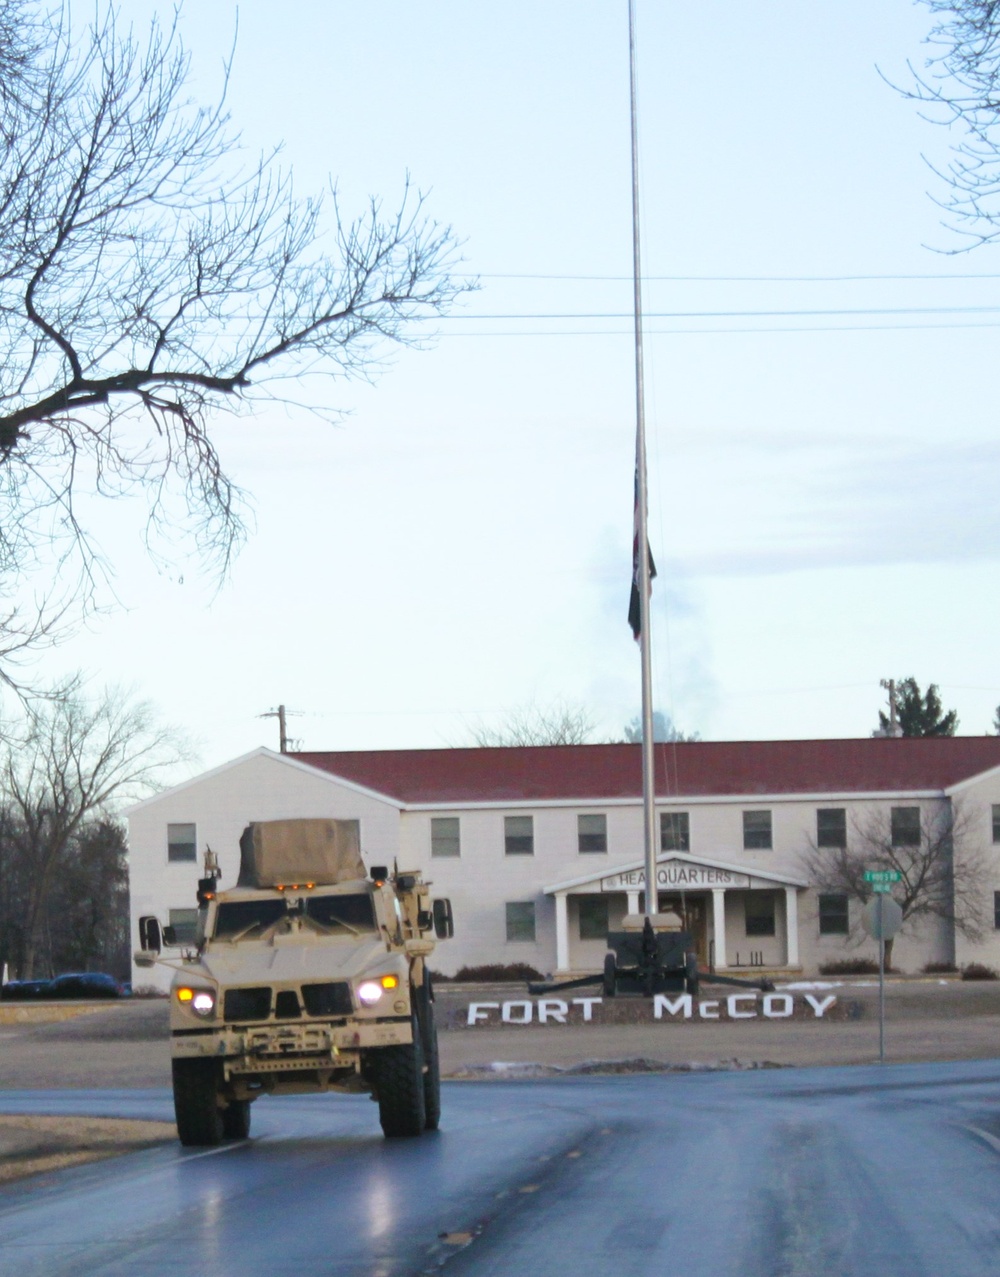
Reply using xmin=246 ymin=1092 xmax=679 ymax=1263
xmin=658 ymin=893 xmax=708 ymax=966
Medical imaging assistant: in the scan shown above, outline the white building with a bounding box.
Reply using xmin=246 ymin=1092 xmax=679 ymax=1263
xmin=127 ymin=738 xmax=1000 ymax=989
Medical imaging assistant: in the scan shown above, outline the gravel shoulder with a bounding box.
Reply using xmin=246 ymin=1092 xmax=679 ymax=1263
xmin=1 ymin=979 xmax=998 ymax=1184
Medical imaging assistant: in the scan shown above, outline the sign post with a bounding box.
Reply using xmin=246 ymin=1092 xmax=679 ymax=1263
xmin=861 ymin=873 xmax=903 ymax=1064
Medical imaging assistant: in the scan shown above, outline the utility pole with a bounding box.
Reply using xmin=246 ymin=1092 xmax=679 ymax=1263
xmin=259 ymin=704 xmax=293 ymax=753
xmin=879 ymin=679 xmax=901 ymax=738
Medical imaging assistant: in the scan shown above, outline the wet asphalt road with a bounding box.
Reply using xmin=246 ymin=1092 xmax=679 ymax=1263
xmin=2 ymin=1060 xmax=1000 ymax=1275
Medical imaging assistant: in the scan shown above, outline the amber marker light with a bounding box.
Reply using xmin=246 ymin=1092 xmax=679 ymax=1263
xmin=176 ymin=987 xmax=194 ymax=1002
xmin=380 ymin=975 xmax=399 ymax=990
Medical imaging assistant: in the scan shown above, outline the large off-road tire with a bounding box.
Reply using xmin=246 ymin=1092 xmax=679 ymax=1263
xmin=172 ymin=1058 xmax=224 ymax=1147
xmin=222 ymin=1098 xmax=252 ymax=1140
xmin=416 ymin=981 xmax=441 ymax=1131
xmin=603 ymin=953 xmax=617 ymax=998
xmin=372 ymin=1016 xmax=426 ymax=1138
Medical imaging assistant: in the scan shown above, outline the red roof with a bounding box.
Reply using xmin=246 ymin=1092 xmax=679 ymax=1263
xmin=288 ymin=738 xmax=1000 ymax=805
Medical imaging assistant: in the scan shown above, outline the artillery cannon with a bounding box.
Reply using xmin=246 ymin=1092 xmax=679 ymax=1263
xmin=528 ymin=910 xmax=774 ymax=998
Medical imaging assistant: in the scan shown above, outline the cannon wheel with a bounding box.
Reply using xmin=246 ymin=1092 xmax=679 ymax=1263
xmin=685 ymin=952 xmax=699 ymax=997
xmin=603 ymin=953 xmax=617 ymax=997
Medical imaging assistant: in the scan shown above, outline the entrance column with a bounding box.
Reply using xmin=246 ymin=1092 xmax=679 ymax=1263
xmin=555 ymin=892 xmax=570 ymax=973
xmin=712 ymin=888 xmax=727 ymax=969
xmin=626 ymin=890 xmax=640 ymax=915
xmin=784 ymin=887 xmax=800 ymax=967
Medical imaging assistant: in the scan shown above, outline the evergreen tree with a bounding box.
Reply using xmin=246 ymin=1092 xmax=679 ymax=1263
xmin=879 ymin=678 xmax=958 ymax=737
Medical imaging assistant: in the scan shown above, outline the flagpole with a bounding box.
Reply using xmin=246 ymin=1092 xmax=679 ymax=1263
xmin=628 ymin=0 xmax=658 ymax=918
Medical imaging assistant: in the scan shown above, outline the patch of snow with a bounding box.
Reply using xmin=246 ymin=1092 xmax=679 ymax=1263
xmin=776 ymin=981 xmax=840 ymax=991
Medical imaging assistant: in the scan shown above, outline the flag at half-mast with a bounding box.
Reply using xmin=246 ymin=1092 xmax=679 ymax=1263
xmin=628 ymin=464 xmax=657 ymax=640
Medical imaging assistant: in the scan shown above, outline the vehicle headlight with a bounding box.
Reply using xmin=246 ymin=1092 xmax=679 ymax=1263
xmin=176 ymin=986 xmax=216 ymax=1018
xmin=357 ymin=975 xmax=400 ymax=1007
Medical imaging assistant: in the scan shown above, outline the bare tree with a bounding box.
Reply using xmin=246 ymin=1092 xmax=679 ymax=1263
xmin=902 ymin=2 xmax=1000 ymax=246
xmin=469 ymin=700 xmax=597 ymax=747
xmin=0 ymin=683 xmax=190 ymax=977
xmin=0 ymin=2 xmax=465 ymax=670
xmin=803 ymin=802 xmax=988 ymax=966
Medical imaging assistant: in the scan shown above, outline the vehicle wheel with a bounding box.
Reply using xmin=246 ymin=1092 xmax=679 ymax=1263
xmin=685 ymin=952 xmax=699 ymax=998
xmin=222 ymin=1098 xmax=252 ymax=1140
xmin=416 ymin=981 xmax=441 ymax=1131
xmin=372 ymin=1015 xmax=426 ymax=1138
xmin=603 ymin=953 xmax=617 ymax=998
xmin=172 ymin=1058 xmax=224 ymax=1147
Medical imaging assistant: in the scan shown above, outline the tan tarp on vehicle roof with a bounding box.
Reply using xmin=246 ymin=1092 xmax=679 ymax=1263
xmin=237 ymin=819 xmax=365 ymax=888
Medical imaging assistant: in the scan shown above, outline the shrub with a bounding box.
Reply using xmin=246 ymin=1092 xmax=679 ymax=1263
xmin=450 ymin=963 xmax=544 ymax=983
xmin=961 ymin=963 xmax=999 ymax=981
xmin=818 ymin=959 xmax=881 ymax=976
xmin=922 ymin=962 xmax=958 ymax=974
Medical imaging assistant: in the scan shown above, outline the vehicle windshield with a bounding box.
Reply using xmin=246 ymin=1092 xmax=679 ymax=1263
xmin=213 ymin=899 xmax=286 ymax=940
xmin=212 ymin=893 xmax=377 ymax=940
xmin=305 ymin=893 xmax=377 ymax=933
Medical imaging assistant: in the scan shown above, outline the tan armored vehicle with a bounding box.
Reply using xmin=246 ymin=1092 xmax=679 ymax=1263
xmin=135 ymin=818 xmax=454 ymax=1146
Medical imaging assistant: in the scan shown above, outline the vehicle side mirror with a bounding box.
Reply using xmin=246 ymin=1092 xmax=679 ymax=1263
xmin=138 ymin=916 xmax=161 ymax=955
xmin=432 ymin=898 xmax=454 ymax=940
xmin=161 ymin=924 xmax=178 ymax=946
xmin=370 ymin=865 xmax=388 ymax=884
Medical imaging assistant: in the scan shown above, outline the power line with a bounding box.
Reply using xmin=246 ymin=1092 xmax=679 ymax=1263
xmin=442 ymin=304 xmax=1000 ymax=321
xmin=470 ymin=271 xmax=1000 ymax=283
xmin=441 ymin=320 xmax=1000 ymax=336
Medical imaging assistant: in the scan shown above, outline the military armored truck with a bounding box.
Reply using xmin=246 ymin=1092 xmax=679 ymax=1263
xmin=134 ymin=818 xmax=454 ymax=1146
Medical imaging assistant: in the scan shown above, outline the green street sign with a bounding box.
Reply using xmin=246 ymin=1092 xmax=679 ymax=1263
xmin=864 ymin=870 xmax=902 ymax=884
xmin=871 ymin=882 xmax=893 ymax=894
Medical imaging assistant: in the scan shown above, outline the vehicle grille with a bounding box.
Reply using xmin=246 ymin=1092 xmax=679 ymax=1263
xmin=301 ymin=982 xmax=353 ymax=1017
xmin=224 ymin=986 xmax=272 ymax=1021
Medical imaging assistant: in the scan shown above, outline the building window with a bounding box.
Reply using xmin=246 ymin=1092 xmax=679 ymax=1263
xmin=660 ymin=811 xmax=690 ymax=852
xmin=743 ymin=810 xmax=772 ymax=850
xmin=994 ymin=891 xmax=1000 ymax=930
xmin=431 ymin=817 xmax=461 ymax=857
xmin=818 ymin=893 xmax=849 ymax=935
xmin=504 ymin=815 xmax=534 ymax=855
xmin=168 ymin=908 xmax=199 ymax=945
xmin=745 ymin=893 xmax=776 ymax=937
xmin=817 ymin=808 xmax=846 ymax=849
xmin=505 ymin=901 xmax=536 ymax=942
xmin=992 ymin=806 xmax=1000 ymax=844
xmin=578 ymin=814 xmax=607 ymax=854
xmin=167 ymin=823 xmax=197 ymax=863
xmin=890 ymin=807 xmax=921 ymax=847
xmin=578 ymin=896 xmax=609 ymax=940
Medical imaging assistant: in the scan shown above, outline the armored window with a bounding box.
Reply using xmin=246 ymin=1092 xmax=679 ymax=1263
xmin=745 ymin=893 xmax=776 ymax=937
xmin=504 ymin=815 xmax=534 ymax=856
xmin=305 ymin=894 xmax=377 ymax=933
xmin=578 ymin=896 xmax=609 ymax=941
xmin=168 ymin=908 xmax=199 ymax=945
xmin=818 ymin=893 xmax=849 ymax=935
xmin=890 ymin=807 xmax=921 ymax=847
xmin=660 ymin=811 xmax=690 ymax=852
xmin=167 ymin=822 xmax=197 ymax=862
xmin=816 ymin=808 xmax=846 ymax=849
xmin=995 ymin=892 xmax=1000 ymax=930
xmin=431 ymin=817 xmax=461 ymax=857
xmin=505 ymin=901 xmax=536 ymax=942
xmin=992 ymin=806 xmax=1000 ymax=844
xmin=743 ymin=810 xmax=772 ymax=850
xmin=578 ymin=814 xmax=607 ymax=854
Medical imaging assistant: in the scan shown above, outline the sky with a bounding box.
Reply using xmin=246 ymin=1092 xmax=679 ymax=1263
xmin=20 ymin=0 xmax=1000 ymax=769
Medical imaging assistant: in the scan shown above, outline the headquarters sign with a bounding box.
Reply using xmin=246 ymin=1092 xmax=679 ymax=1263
xmin=600 ymin=865 xmax=750 ymax=892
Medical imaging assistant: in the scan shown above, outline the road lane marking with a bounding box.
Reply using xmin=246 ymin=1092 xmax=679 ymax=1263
xmin=964 ymin=1124 xmax=1000 ymax=1154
